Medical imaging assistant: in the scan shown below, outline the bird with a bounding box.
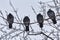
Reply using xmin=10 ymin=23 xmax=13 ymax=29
xmin=37 ymin=13 xmax=44 ymax=29
xmin=23 ymin=16 xmax=30 ymax=32
xmin=47 ymin=9 xmax=57 ymax=24
xmin=7 ymin=13 xmax=14 ymax=29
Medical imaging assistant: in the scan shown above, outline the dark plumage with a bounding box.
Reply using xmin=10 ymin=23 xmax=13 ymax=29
xmin=47 ymin=9 xmax=57 ymax=24
xmin=23 ymin=16 xmax=30 ymax=32
xmin=7 ymin=13 xmax=14 ymax=29
xmin=37 ymin=13 xmax=44 ymax=29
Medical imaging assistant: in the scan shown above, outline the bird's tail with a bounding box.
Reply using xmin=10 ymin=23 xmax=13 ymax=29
xmin=52 ymin=19 xmax=57 ymax=24
xmin=25 ymin=26 xmax=29 ymax=32
xmin=39 ymin=23 xmax=43 ymax=29
xmin=9 ymin=23 xmax=12 ymax=29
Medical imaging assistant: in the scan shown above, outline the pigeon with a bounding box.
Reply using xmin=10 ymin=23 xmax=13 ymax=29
xmin=7 ymin=13 xmax=14 ymax=29
xmin=47 ymin=9 xmax=57 ymax=24
xmin=37 ymin=13 xmax=44 ymax=29
xmin=23 ymin=16 xmax=30 ymax=32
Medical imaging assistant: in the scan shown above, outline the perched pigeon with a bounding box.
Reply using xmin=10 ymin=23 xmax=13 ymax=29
xmin=47 ymin=9 xmax=57 ymax=24
xmin=7 ymin=13 xmax=14 ymax=29
xmin=23 ymin=16 xmax=30 ymax=32
xmin=37 ymin=13 xmax=44 ymax=29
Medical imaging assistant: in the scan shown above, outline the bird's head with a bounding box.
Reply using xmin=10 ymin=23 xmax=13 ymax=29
xmin=24 ymin=16 xmax=29 ymax=20
xmin=37 ymin=13 xmax=42 ymax=17
xmin=9 ymin=13 xmax=12 ymax=15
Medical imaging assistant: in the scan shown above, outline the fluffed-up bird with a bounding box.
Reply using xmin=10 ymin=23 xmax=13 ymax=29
xmin=7 ymin=13 xmax=14 ymax=29
xmin=47 ymin=9 xmax=57 ymax=24
xmin=23 ymin=16 xmax=30 ymax=32
xmin=37 ymin=13 xmax=44 ymax=29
